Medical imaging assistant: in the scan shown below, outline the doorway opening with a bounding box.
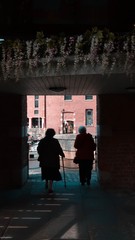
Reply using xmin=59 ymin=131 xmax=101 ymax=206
xmin=27 ymin=95 xmax=98 ymax=186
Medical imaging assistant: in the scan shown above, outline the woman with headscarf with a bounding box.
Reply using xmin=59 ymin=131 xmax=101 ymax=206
xmin=74 ymin=126 xmax=96 ymax=186
xmin=37 ymin=128 xmax=65 ymax=193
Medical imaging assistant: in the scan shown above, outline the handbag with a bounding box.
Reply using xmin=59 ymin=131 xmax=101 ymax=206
xmin=73 ymin=156 xmax=80 ymax=164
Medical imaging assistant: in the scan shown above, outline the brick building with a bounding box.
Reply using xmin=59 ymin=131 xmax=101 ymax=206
xmin=27 ymin=95 xmax=97 ymax=137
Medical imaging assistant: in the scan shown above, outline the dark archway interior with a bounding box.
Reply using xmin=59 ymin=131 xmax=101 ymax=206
xmin=0 ymin=0 xmax=135 ymax=192
xmin=0 ymin=0 xmax=134 ymax=39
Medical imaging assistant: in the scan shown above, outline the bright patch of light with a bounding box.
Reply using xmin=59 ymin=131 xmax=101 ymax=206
xmin=0 ymin=38 xmax=4 ymax=44
xmin=46 ymin=197 xmax=69 ymax=201
xmin=34 ymin=210 xmax=52 ymax=212
xmin=21 ymin=217 xmax=41 ymax=220
xmin=0 ymin=237 xmax=13 ymax=239
xmin=61 ymin=223 xmax=80 ymax=239
xmin=8 ymin=226 xmax=28 ymax=229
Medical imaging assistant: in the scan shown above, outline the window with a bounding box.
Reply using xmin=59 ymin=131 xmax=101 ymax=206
xmin=35 ymin=100 xmax=39 ymax=108
xmin=35 ymin=95 xmax=39 ymax=99
xmin=34 ymin=95 xmax=39 ymax=108
xmin=34 ymin=110 xmax=39 ymax=114
xmin=85 ymin=95 xmax=93 ymax=100
xmin=64 ymin=95 xmax=72 ymax=100
xmin=86 ymin=109 xmax=93 ymax=126
xmin=32 ymin=118 xmax=42 ymax=128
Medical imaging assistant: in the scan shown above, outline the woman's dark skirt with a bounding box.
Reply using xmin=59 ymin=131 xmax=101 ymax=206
xmin=41 ymin=167 xmax=62 ymax=181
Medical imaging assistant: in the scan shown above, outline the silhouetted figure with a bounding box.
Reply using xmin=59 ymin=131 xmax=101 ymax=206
xmin=65 ymin=123 xmax=68 ymax=133
xmin=74 ymin=126 xmax=96 ymax=186
xmin=37 ymin=128 xmax=65 ymax=193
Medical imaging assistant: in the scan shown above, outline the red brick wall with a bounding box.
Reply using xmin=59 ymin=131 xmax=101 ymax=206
xmin=46 ymin=95 xmax=97 ymax=135
xmin=27 ymin=95 xmax=45 ymax=119
xmin=27 ymin=95 xmax=97 ymax=136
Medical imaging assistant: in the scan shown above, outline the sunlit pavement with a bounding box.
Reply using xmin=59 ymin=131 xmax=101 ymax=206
xmin=0 ymin=164 xmax=135 ymax=239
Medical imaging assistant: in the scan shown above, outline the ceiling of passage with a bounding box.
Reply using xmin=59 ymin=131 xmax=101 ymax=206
xmin=0 ymin=72 xmax=135 ymax=96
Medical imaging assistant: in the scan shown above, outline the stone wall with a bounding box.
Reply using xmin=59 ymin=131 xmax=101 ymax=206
xmin=0 ymin=94 xmax=28 ymax=188
xmin=55 ymin=134 xmax=76 ymax=160
xmin=97 ymin=94 xmax=135 ymax=189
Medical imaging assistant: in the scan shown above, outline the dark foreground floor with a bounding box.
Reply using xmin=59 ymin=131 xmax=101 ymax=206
xmin=0 ymin=167 xmax=135 ymax=240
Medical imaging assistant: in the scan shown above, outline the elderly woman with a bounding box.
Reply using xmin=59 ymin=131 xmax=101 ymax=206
xmin=74 ymin=126 xmax=96 ymax=186
xmin=37 ymin=128 xmax=65 ymax=193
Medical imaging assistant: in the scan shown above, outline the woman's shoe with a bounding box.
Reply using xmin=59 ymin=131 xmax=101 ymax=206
xmin=81 ymin=182 xmax=85 ymax=186
xmin=87 ymin=179 xmax=90 ymax=186
xmin=45 ymin=181 xmax=48 ymax=189
xmin=48 ymin=189 xmax=54 ymax=194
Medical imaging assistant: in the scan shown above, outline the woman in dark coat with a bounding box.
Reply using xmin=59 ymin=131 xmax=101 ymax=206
xmin=74 ymin=126 xmax=96 ymax=186
xmin=37 ymin=128 xmax=65 ymax=193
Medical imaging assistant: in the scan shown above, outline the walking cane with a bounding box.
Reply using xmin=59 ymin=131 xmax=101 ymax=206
xmin=61 ymin=156 xmax=66 ymax=188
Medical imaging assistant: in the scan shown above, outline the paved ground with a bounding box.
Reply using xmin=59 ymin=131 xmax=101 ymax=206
xmin=0 ymin=162 xmax=135 ymax=239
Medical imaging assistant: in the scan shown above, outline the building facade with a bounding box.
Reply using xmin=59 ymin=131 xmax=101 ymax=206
xmin=27 ymin=95 xmax=97 ymax=137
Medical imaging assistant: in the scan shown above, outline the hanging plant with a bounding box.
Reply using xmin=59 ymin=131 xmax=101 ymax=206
xmin=0 ymin=27 xmax=135 ymax=80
